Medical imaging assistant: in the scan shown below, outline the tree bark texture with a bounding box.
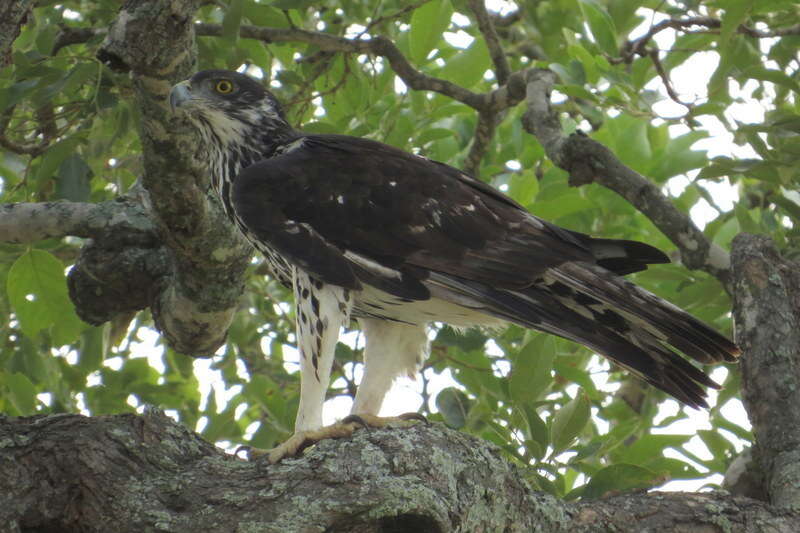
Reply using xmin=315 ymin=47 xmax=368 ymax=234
xmin=731 ymin=234 xmax=800 ymax=510
xmin=0 ymin=1 xmax=31 ymax=67
xmin=1 ymin=412 xmax=797 ymax=533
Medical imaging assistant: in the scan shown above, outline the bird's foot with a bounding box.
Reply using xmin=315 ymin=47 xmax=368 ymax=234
xmin=243 ymin=412 xmax=426 ymax=463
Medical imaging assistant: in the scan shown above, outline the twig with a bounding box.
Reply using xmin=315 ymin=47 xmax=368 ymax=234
xmin=0 ymin=106 xmax=49 ymax=156
xmin=467 ymin=0 xmax=511 ymax=85
xmin=648 ymin=48 xmax=688 ymax=108
xmin=463 ymin=110 xmax=499 ymax=176
xmin=194 ymin=23 xmax=487 ymax=110
xmin=52 ymin=26 xmax=103 ymax=55
xmin=362 ymin=0 xmax=432 ymax=35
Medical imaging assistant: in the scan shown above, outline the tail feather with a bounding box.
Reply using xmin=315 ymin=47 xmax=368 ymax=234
xmin=546 ymin=262 xmax=740 ymax=364
xmin=427 ymin=259 xmax=739 ymax=408
xmin=587 ymin=238 xmax=670 ymax=275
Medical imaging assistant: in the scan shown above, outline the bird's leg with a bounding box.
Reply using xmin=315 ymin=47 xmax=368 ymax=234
xmin=249 ymin=272 xmax=354 ymax=463
xmin=246 ymin=307 xmax=430 ymax=463
xmin=347 ymin=319 xmax=430 ymax=426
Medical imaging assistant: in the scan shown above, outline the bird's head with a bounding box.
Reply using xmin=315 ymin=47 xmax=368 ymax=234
xmin=169 ymin=70 xmax=290 ymax=149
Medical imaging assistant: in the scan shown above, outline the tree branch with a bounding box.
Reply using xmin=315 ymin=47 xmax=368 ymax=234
xmin=731 ymin=234 xmax=800 ymax=510
xmin=520 ymin=68 xmax=732 ymax=289
xmin=194 ymin=23 xmax=488 ymax=110
xmin=2 ymin=412 xmax=796 ymax=532
xmin=0 ymin=105 xmax=50 ymax=157
xmin=0 ymin=1 xmax=31 ymax=67
xmin=0 ymin=197 xmax=173 ymax=329
xmin=622 ymin=17 xmax=800 ymax=61
xmin=463 ymin=110 xmax=498 ymax=176
xmin=96 ymin=0 xmax=253 ymax=355
xmin=467 ymin=0 xmax=511 ymax=85
xmin=0 ymin=200 xmax=155 ymax=244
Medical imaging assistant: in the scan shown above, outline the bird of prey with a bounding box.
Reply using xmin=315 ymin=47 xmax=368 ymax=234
xmin=169 ymin=70 xmax=739 ymax=462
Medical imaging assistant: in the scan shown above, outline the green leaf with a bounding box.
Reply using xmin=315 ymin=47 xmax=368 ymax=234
xmin=33 ymin=138 xmax=83 ymax=188
xmin=582 ymin=464 xmax=660 ymax=499
xmin=550 ymin=390 xmax=591 ymax=454
xmin=719 ymin=0 xmax=754 ymax=54
xmin=742 ymin=66 xmax=800 ymax=94
xmin=415 ymin=127 xmax=456 ymax=146
xmin=78 ymin=326 xmax=106 ymax=374
xmin=567 ymin=44 xmax=600 ymax=83
xmin=509 ymin=335 xmax=555 ymax=404
xmin=409 ymin=0 xmax=453 ymax=64
xmin=6 ymin=372 xmax=38 ymax=415
xmin=577 ymin=0 xmax=618 ymax=56
xmin=269 ymin=0 xmax=317 ymax=9
xmin=56 ymin=154 xmax=92 ymax=202
xmin=244 ymin=4 xmax=289 ymax=27
xmin=438 ymin=38 xmax=490 ymax=87
xmin=222 ymin=0 xmax=244 ymax=43
xmin=601 ymin=114 xmax=652 ymax=173
xmin=649 ymin=131 xmax=708 ymax=181
xmin=7 ymin=249 xmax=84 ymax=344
xmin=697 ymin=429 xmax=735 ymax=461
xmin=436 ymin=387 xmax=471 ymax=429
xmin=508 ymin=169 xmax=540 ymax=206
xmin=555 ymin=84 xmax=598 ymax=102
xmin=522 ymin=404 xmax=549 ymax=452
xmin=0 ymin=79 xmax=40 ymax=112
xmin=614 ymin=434 xmax=691 ymax=464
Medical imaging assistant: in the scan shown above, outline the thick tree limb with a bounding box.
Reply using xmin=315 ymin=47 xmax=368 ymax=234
xmin=0 ymin=1 xmax=31 ymax=67
xmin=0 ymin=197 xmax=171 ymax=326
xmin=96 ymin=0 xmax=253 ymax=355
xmin=1 ymin=412 xmax=796 ymax=533
xmin=0 ymin=200 xmax=155 ymax=244
xmin=520 ymin=68 xmax=732 ymax=289
xmin=731 ymin=234 xmax=800 ymax=510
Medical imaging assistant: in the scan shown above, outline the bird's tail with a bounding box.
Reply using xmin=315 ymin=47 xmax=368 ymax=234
xmin=541 ymin=262 xmax=739 ymax=405
xmin=430 ymin=262 xmax=739 ymax=407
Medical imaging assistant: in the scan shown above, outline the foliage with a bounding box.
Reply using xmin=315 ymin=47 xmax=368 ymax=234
xmin=1 ymin=0 xmax=798 ymax=499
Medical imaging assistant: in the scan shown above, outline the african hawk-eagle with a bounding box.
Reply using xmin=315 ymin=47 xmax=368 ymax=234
xmin=169 ymin=70 xmax=739 ymax=462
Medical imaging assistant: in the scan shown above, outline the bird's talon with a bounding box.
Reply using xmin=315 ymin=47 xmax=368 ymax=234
xmin=398 ymin=412 xmax=428 ymax=424
xmin=341 ymin=414 xmax=369 ymax=429
xmin=234 ymin=444 xmax=252 ymax=459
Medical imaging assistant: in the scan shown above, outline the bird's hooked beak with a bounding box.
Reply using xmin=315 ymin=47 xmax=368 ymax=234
xmin=169 ymin=80 xmax=193 ymax=113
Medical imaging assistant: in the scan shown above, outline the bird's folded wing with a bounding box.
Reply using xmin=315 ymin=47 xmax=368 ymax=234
xmin=231 ymin=134 xmax=661 ymax=298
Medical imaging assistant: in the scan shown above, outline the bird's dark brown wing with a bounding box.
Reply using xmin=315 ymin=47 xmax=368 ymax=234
xmin=231 ymin=133 xmax=739 ymax=408
xmin=231 ymin=134 xmax=667 ymax=297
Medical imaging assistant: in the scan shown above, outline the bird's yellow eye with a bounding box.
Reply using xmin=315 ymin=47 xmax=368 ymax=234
xmin=215 ymin=80 xmax=234 ymax=94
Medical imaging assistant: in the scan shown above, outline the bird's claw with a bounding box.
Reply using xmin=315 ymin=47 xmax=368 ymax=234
xmin=243 ymin=412 xmax=427 ymax=463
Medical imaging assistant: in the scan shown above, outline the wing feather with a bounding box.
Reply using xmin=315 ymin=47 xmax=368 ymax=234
xmin=232 ymin=134 xmax=663 ymax=293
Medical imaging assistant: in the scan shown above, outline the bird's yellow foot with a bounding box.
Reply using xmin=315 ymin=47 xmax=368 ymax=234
xmin=243 ymin=412 xmax=426 ymax=463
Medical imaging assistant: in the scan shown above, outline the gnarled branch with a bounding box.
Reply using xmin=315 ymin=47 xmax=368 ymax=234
xmin=2 ymin=412 xmax=796 ymax=532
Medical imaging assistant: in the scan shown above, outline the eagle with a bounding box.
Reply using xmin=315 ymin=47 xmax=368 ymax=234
xmin=169 ymin=70 xmax=739 ymax=462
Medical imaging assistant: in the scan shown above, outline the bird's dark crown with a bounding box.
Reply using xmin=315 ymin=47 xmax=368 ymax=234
xmin=183 ymin=69 xmax=289 ymax=123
